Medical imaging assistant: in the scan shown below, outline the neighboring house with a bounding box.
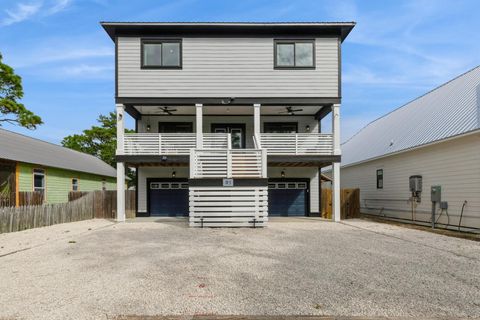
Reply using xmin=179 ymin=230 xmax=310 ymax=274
xmin=339 ymin=66 xmax=480 ymax=230
xmin=0 ymin=128 xmax=118 ymax=206
xmin=102 ymin=21 xmax=355 ymax=226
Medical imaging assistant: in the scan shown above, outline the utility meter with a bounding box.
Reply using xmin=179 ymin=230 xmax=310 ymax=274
xmin=431 ymin=185 xmax=441 ymax=203
xmin=409 ymin=175 xmax=423 ymax=193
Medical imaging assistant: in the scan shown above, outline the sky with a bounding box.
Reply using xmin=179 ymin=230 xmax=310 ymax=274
xmin=0 ymin=0 xmax=479 ymax=144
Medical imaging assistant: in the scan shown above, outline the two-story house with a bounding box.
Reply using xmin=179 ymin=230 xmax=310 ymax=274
xmin=101 ymin=22 xmax=355 ymax=226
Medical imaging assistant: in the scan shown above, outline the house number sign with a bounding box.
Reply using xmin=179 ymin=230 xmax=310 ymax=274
xmin=222 ymin=178 xmax=234 ymax=187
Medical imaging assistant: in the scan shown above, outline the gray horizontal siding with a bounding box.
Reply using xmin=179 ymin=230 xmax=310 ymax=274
xmin=117 ymin=37 xmax=339 ymax=97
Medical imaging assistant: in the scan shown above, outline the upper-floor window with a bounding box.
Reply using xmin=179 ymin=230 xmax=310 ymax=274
xmin=274 ymin=40 xmax=315 ymax=69
xmin=376 ymin=169 xmax=383 ymax=189
xmin=141 ymin=39 xmax=182 ymax=69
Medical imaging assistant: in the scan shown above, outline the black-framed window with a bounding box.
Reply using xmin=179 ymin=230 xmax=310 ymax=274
xmin=72 ymin=178 xmax=79 ymax=191
xmin=376 ymin=169 xmax=383 ymax=189
xmin=33 ymin=168 xmax=45 ymax=193
xmin=141 ymin=39 xmax=182 ymax=69
xmin=264 ymin=122 xmax=298 ymax=133
xmin=274 ymin=40 xmax=315 ymax=69
xmin=159 ymin=122 xmax=193 ymax=133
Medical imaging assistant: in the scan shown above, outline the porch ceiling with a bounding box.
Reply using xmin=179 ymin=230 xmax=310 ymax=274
xmin=133 ymin=105 xmax=324 ymax=116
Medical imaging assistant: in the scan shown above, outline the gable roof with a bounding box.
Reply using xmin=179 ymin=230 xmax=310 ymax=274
xmin=341 ymin=66 xmax=480 ymax=167
xmin=100 ymin=21 xmax=355 ymax=42
xmin=0 ymin=128 xmax=117 ymax=178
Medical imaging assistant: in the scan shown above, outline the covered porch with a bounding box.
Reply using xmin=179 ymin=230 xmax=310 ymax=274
xmin=115 ymin=99 xmax=342 ymax=226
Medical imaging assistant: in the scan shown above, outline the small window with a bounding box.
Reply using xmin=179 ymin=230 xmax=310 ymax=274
xmin=142 ymin=40 xmax=182 ymax=68
xmin=275 ymin=40 xmax=315 ymax=69
xmin=376 ymin=169 xmax=384 ymax=189
xmin=33 ymin=168 xmax=45 ymax=193
xmin=72 ymin=178 xmax=79 ymax=191
xmin=102 ymin=179 xmax=107 ymax=191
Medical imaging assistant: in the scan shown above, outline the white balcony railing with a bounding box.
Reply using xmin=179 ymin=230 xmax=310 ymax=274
xmin=259 ymin=133 xmax=334 ymax=155
xmin=190 ymin=148 xmax=267 ymax=179
xmin=120 ymin=133 xmax=228 ymax=155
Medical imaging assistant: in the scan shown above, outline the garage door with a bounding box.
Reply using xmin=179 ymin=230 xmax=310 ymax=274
xmin=148 ymin=181 xmax=189 ymax=216
xmin=268 ymin=181 xmax=309 ymax=216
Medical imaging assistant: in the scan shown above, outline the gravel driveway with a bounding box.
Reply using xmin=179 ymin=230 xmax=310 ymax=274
xmin=0 ymin=218 xmax=479 ymax=320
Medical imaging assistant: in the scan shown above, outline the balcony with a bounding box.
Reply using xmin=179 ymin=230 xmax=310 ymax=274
xmin=120 ymin=133 xmax=228 ymax=155
xmin=258 ymin=133 xmax=334 ymax=155
xmin=120 ymin=132 xmax=334 ymax=157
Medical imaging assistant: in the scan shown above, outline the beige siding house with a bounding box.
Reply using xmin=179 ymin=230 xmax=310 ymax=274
xmin=339 ymin=66 xmax=480 ymax=230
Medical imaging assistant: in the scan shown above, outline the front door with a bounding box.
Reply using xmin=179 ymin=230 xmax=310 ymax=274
xmin=211 ymin=124 xmax=246 ymax=149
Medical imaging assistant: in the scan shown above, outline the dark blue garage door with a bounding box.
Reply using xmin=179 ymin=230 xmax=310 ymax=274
xmin=268 ymin=181 xmax=308 ymax=216
xmin=148 ymin=181 xmax=189 ymax=216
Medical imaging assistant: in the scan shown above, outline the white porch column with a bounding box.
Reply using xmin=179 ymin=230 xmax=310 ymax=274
xmin=116 ymin=104 xmax=126 ymax=222
xmin=196 ymin=104 xmax=203 ymax=148
xmin=331 ymin=104 xmax=341 ymax=222
xmin=253 ymin=103 xmax=261 ymax=136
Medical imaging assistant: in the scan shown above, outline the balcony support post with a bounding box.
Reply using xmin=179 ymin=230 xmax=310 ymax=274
xmin=332 ymin=104 xmax=341 ymax=156
xmin=331 ymin=103 xmax=341 ymax=222
xmin=115 ymin=103 xmax=126 ymax=222
xmin=253 ymin=103 xmax=261 ymax=137
xmin=196 ymin=103 xmax=203 ymax=149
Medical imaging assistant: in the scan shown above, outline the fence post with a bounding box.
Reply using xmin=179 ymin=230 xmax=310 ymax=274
xmin=227 ymin=149 xmax=232 ymax=178
xmin=158 ymin=134 xmax=162 ymax=155
xmin=190 ymin=149 xmax=196 ymax=178
xmin=295 ymin=134 xmax=298 ymax=155
xmin=261 ymin=148 xmax=267 ymax=178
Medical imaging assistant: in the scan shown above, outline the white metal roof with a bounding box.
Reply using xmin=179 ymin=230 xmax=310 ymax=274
xmin=341 ymin=66 xmax=480 ymax=167
xmin=0 ymin=128 xmax=117 ymax=178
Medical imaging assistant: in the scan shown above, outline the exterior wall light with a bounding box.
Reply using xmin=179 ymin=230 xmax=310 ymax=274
xmin=146 ymin=124 xmax=151 ymax=132
xmin=172 ymin=170 xmax=176 ymax=178
xmin=306 ymin=125 xmax=310 ymax=132
xmin=281 ymin=170 xmax=286 ymax=178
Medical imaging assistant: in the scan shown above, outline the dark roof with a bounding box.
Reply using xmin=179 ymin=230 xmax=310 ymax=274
xmin=101 ymin=21 xmax=355 ymax=42
xmin=0 ymin=128 xmax=117 ymax=178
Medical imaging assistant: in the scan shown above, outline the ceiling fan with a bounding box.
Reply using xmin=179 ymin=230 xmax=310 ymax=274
xmin=278 ymin=106 xmax=303 ymax=115
xmin=158 ymin=106 xmax=177 ymax=115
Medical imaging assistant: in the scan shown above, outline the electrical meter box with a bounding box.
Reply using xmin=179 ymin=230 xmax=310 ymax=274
xmin=431 ymin=185 xmax=441 ymax=202
xmin=409 ymin=175 xmax=422 ymax=193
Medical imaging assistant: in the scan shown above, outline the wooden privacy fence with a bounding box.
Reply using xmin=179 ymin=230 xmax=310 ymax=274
xmin=0 ymin=192 xmax=95 ymax=234
xmin=0 ymin=192 xmax=44 ymax=208
xmin=0 ymin=190 xmax=136 ymax=234
xmin=69 ymin=190 xmax=136 ymax=219
xmin=321 ymin=188 xmax=360 ymax=219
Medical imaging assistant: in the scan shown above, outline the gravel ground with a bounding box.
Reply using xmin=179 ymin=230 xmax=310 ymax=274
xmin=0 ymin=217 xmax=479 ymax=320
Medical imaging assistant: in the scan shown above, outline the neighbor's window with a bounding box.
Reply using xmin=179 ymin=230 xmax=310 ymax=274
xmin=102 ymin=179 xmax=107 ymax=191
xmin=72 ymin=178 xmax=79 ymax=191
xmin=275 ymin=40 xmax=315 ymax=68
xmin=33 ymin=168 xmax=45 ymax=193
xmin=376 ymin=169 xmax=383 ymax=189
xmin=141 ymin=40 xmax=182 ymax=68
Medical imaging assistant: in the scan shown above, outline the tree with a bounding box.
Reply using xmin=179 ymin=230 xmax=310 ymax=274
xmin=0 ymin=52 xmax=42 ymax=129
xmin=62 ymin=112 xmax=135 ymax=184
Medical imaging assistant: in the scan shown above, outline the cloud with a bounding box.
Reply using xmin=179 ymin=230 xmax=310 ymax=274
xmin=8 ymin=44 xmax=113 ymax=68
xmin=60 ymin=64 xmax=113 ymax=78
xmin=47 ymin=0 xmax=72 ymax=15
xmin=0 ymin=0 xmax=72 ymax=26
xmin=1 ymin=2 xmax=42 ymax=26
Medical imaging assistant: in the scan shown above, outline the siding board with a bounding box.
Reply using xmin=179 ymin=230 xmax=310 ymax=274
xmin=340 ymin=133 xmax=480 ymax=229
xmin=117 ymin=37 xmax=339 ymax=97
